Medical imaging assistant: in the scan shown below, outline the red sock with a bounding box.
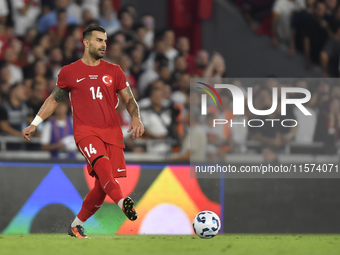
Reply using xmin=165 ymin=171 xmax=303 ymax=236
xmin=94 ymin=157 xmax=124 ymax=204
xmin=77 ymin=178 xmax=106 ymax=222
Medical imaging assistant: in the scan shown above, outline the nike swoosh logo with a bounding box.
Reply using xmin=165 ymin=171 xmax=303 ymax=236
xmin=117 ymin=168 xmax=126 ymax=172
xmin=76 ymin=78 xmax=85 ymax=82
xmin=95 ymin=205 xmax=101 ymax=208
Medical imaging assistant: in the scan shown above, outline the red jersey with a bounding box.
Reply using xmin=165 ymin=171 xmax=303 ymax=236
xmin=57 ymin=59 xmax=127 ymax=148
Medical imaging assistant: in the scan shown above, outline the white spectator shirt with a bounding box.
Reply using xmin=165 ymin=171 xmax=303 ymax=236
xmin=143 ymin=30 xmax=154 ymax=48
xmin=41 ymin=120 xmax=64 ymax=145
xmin=138 ymin=98 xmax=170 ymax=109
xmin=0 ymin=0 xmax=9 ymax=17
xmin=142 ymin=51 xmax=156 ymax=70
xmin=68 ymin=1 xmax=99 ymax=24
xmin=204 ymin=123 xmax=224 ymax=154
xmin=119 ymin=109 xmax=132 ymax=138
xmin=273 ymin=0 xmax=305 ymax=42
xmin=170 ymin=91 xmax=187 ymax=105
xmin=83 ymin=0 xmax=99 ymax=6
xmin=164 ymin=48 xmax=178 ymax=72
xmin=138 ymin=69 xmax=159 ymax=96
xmin=140 ymin=107 xmax=172 ymax=137
xmin=11 ymin=0 xmax=41 ymax=36
xmin=293 ymin=106 xmax=317 ymax=143
xmin=231 ymin=115 xmax=248 ymax=144
xmin=182 ymin=125 xmax=207 ymax=162
xmin=52 ymin=66 xmax=62 ymax=81
xmin=41 ymin=119 xmax=74 ymax=145
xmin=8 ymin=64 xmax=23 ymax=84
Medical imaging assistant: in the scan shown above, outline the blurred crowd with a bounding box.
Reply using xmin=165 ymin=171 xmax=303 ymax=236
xmin=234 ymin=0 xmax=340 ymax=77
xmin=0 ymin=0 xmax=338 ymax=161
xmin=0 ymin=0 xmax=226 ymax=158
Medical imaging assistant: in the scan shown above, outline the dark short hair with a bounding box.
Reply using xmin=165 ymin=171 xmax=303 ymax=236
xmin=9 ymin=82 xmax=23 ymax=94
xmin=133 ymin=22 xmax=145 ymax=32
xmin=83 ymin=24 xmax=106 ymax=40
xmin=118 ymin=10 xmax=131 ymax=20
xmin=155 ymin=54 xmax=168 ymax=67
xmin=67 ymin=24 xmax=80 ymax=36
xmin=162 ymin=28 xmax=174 ymax=38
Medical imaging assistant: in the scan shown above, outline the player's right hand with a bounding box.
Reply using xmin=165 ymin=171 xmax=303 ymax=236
xmin=22 ymin=125 xmax=36 ymax=141
xmin=128 ymin=117 xmax=145 ymax=139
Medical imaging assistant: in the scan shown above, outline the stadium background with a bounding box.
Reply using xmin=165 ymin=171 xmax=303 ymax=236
xmin=0 ymin=0 xmax=340 ymax=236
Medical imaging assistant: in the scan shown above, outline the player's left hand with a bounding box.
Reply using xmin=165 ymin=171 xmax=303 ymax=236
xmin=128 ymin=117 xmax=144 ymax=139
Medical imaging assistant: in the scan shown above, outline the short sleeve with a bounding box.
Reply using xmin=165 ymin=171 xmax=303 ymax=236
xmin=12 ymin=0 xmax=25 ymax=9
xmin=190 ymin=127 xmax=207 ymax=154
xmin=140 ymin=110 xmax=150 ymax=127
xmin=295 ymin=0 xmax=305 ymax=10
xmin=273 ymin=0 xmax=285 ymax=14
xmin=115 ymin=66 xmax=128 ymax=92
xmin=0 ymin=0 xmax=9 ymax=16
xmin=56 ymin=67 xmax=69 ymax=90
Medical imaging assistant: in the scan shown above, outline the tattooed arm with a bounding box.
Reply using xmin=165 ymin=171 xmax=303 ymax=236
xmin=118 ymin=86 xmax=144 ymax=139
xmin=23 ymin=86 xmax=68 ymax=140
xmin=118 ymin=86 xmax=140 ymax=117
xmin=37 ymin=86 xmax=68 ymax=119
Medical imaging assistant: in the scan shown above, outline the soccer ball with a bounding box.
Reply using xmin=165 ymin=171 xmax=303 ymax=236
xmin=192 ymin=211 xmax=221 ymax=238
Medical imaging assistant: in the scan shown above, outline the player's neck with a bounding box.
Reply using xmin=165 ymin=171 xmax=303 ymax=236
xmin=81 ymin=54 xmax=102 ymax=66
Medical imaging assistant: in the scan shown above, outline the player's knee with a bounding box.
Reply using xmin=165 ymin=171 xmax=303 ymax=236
xmin=93 ymin=156 xmax=113 ymax=186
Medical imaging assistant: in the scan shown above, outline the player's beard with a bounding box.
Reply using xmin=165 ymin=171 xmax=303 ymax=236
xmin=89 ymin=45 xmax=105 ymax=60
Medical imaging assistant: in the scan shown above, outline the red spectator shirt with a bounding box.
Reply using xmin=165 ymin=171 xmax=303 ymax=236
xmin=57 ymin=59 xmax=127 ymax=148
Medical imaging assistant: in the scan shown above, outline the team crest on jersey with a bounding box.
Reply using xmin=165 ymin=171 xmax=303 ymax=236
xmin=102 ymin=75 xmax=113 ymax=86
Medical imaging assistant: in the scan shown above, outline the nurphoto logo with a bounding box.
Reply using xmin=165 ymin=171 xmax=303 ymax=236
xmin=196 ymin=83 xmax=312 ymax=128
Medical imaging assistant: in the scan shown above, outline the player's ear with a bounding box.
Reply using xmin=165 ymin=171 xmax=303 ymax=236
xmin=83 ymin=38 xmax=89 ymax=48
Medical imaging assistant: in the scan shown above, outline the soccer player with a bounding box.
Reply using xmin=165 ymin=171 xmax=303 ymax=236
xmin=22 ymin=25 xmax=144 ymax=238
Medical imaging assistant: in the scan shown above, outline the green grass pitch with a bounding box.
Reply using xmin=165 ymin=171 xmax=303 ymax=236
xmin=1 ymin=234 xmax=340 ymax=255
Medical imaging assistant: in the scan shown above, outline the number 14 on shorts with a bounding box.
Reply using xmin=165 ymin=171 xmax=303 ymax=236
xmin=84 ymin=144 xmax=97 ymax=158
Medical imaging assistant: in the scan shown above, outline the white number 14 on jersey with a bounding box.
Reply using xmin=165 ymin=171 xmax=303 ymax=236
xmin=90 ymin=86 xmax=103 ymax=100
